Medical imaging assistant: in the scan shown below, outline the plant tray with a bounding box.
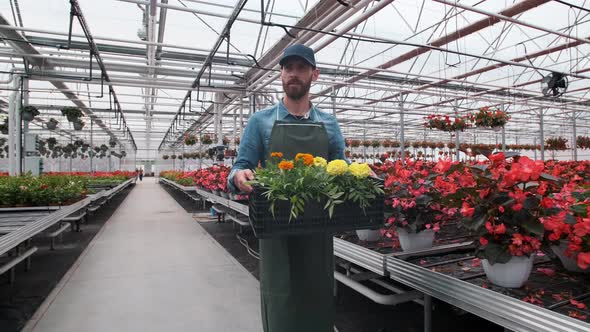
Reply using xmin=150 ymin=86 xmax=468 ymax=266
xmin=249 ymin=186 xmax=384 ymax=239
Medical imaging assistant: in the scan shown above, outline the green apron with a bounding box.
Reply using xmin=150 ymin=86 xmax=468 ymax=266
xmin=260 ymin=106 xmax=334 ymax=332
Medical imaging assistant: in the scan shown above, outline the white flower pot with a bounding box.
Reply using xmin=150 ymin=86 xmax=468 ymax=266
xmin=551 ymin=241 xmax=590 ymax=273
xmin=482 ymin=255 xmax=534 ymax=288
xmin=356 ymin=229 xmax=381 ymax=242
xmin=397 ymin=228 xmax=435 ymax=252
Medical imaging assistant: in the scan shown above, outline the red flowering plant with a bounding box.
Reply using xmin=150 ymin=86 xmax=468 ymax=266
xmin=382 ymin=159 xmax=465 ymax=235
xmin=424 ymin=114 xmax=470 ymax=132
xmin=543 ymin=184 xmax=590 ymax=270
xmin=545 ymin=137 xmax=568 ymax=151
xmin=467 ymin=106 xmax=510 ymax=129
xmin=458 ymin=152 xmax=565 ymax=264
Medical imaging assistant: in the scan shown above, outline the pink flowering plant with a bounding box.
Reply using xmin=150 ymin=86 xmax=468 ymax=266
xmin=382 ymin=159 xmax=465 ymax=235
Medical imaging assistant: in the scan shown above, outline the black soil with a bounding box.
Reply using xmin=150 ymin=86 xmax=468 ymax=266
xmin=163 ymin=184 xmax=503 ymax=332
xmin=0 ymin=186 xmax=133 ymax=332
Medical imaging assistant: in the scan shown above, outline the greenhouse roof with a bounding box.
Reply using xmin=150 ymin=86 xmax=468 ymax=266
xmin=0 ymin=0 xmax=589 ymax=158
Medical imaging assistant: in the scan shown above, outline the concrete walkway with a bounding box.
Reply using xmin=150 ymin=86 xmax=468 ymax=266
xmin=24 ymin=177 xmax=262 ymax=332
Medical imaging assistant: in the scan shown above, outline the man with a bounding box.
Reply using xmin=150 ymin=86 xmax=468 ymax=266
xmin=228 ymin=44 xmax=346 ymax=332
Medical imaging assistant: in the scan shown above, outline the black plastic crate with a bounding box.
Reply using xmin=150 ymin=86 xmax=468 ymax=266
xmin=248 ymin=184 xmax=384 ymax=239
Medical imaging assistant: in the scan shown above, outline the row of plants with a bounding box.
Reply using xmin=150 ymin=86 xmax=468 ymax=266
xmin=371 ymin=156 xmax=590 ymax=279
xmin=160 ymin=166 xmax=231 ymax=193
xmin=183 ymin=134 xmax=240 ymax=146
xmin=424 ymin=107 xmax=510 ymax=132
xmin=161 ymin=149 xmax=238 ymax=160
xmin=344 ymin=139 xmax=575 ymax=152
xmin=0 ymin=171 xmax=136 ymax=207
xmin=0 ymin=106 xmax=86 ymax=133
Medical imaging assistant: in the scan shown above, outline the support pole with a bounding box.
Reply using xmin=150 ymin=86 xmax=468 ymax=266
xmin=501 ymin=126 xmax=506 ymax=151
xmin=539 ymin=110 xmax=545 ymax=162
xmin=22 ymin=78 xmax=28 ymax=175
xmin=455 ymin=130 xmax=460 ymax=161
xmin=14 ymin=77 xmax=22 ymax=175
xmin=424 ymin=294 xmax=432 ymax=332
xmin=399 ymin=101 xmax=405 ymax=164
xmin=90 ymin=118 xmax=94 ymax=174
xmin=533 ymin=137 xmax=537 ymax=160
xmin=331 ymin=88 xmax=336 ymax=117
xmin=69 ymin=136 xmax=73 ymax=172
xmin=8 ymin=76 xmax=19 ymax=176
xmin=572 ymin=113 xmax=578 ymax=161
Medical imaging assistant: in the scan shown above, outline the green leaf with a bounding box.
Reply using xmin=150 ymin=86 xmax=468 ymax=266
xmin=485 ymin=243 xmax=512 ymax=265
xmin=521 ymin=218 xmax=545 ymax=236
xmin=467 ymin=213 xmax=487 ymax=231
xmin=564 ymin=213 xmax=577 ymax=225
xmin=470 ymin=164 xmax=488 ymax=173
xmin=523 ymin=196 xmax=540 ymax=210
xmin=502 ymin=151 xmax=520 ymax=159
xmin=570 ymin=204 xmax=588 ymax=217
xmin=539 ymin=172 xmax=560 ymax=182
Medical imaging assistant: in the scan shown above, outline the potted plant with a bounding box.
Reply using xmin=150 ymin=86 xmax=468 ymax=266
xmin=201 ymin=134 xmax=213 ymax=145
xmin=247 ymin=153 xmax=384 ymax=238
xmin=171 ymin=154 xmax=177 ymax=160
xmin=21 ymin=105 xmax=40 ymax=122
xmin=100 ymin=144 xmax=109 ymax=153
xmin=61 ymin=107 xmax=83 ymax=122
xmin=467 ymin=107 xmax=510 ymax=129
xmin=46 ymin=118 xmax=59 ymax=130
xmin=162 ymin=155 xmax=169 ymax=160
xmin=234 ymin=137 xmax=241 ymax=146
xmin=576 ymin=136 xmax=590 ymax=150
xmin=545 ymin=137 xmax=568 ymax=151
xmin=184 ymin=134 xmax=197 ymax=146
xmin=109 ymin=139 xmax=117 ymax=148
xmin=0 ymin=117 xmax=9 ymax=135
xmin=73 ymin=119 xmax=85 ymax=131
xmin=543 ymin=186 xmax=590 ymax=272
xmin=424 ymin=114 xmax=470 ymax=132
xmin=458 ymin=153 xmax=563 ymax=288
xmin=383 ymin=159 xmax=461 ymax=251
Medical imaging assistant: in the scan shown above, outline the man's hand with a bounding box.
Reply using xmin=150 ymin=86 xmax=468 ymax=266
xmin=234 ymin=169 xmax=255 ymax=193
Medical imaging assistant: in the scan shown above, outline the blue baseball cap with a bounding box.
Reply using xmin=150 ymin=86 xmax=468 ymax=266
xmin=279 ymin=43 xmax=316 ymax=67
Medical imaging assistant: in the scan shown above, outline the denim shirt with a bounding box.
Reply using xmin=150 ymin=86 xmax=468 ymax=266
xmin=227 ymin=100 xmax=347 ymax=193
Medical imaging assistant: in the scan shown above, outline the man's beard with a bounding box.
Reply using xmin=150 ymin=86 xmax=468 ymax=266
xmin=282 ymin=78 xmax=312 ymax=100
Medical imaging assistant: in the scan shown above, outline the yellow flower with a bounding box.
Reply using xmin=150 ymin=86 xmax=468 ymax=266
xmin=313 ymin=156 xmax=327 ymax=167
xmin=349 ymin=162 xmax=371 ymax=178
xmin=326 ymin=160 xmax=348 ymax=175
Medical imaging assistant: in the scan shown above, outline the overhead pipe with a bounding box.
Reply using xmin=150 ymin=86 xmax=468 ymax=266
xmin=157 ymin=0 xmax=249 ymax=151
xmin=311 ymin=0 xmax=552 ymax=99
xmin=0 ymin=14 xmax=134 ymax=153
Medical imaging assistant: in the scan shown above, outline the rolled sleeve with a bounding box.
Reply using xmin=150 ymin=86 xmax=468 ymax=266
xmin=228 ymin=114 xmax=263 ymax=193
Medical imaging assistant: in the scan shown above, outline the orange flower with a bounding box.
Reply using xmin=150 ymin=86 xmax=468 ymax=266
xmin=271 ymin=152 xmax=283 ymax=158
xmin=278 ymin=160 xmax=294 ymax=170
xmin=295 ymin=153 xmax=314 ymax=166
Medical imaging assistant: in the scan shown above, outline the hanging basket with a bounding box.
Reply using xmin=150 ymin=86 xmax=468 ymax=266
xmin=21 ymin=106 xmax=40 ymax=122
xmin=73 ymin=120 xmax=85 ymax=131
xmin=46 ymin=119 xmax=58 ymax=130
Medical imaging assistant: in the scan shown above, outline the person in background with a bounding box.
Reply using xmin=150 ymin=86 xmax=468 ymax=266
xmin=139 ymin=169 xmax=143 ymax=182
xmin=228 ymin=44 xmax=346 ymax=332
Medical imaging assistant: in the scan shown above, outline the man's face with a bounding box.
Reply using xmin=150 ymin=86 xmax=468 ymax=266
xmin=280 ymin=57 xmax=319 ymax=100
